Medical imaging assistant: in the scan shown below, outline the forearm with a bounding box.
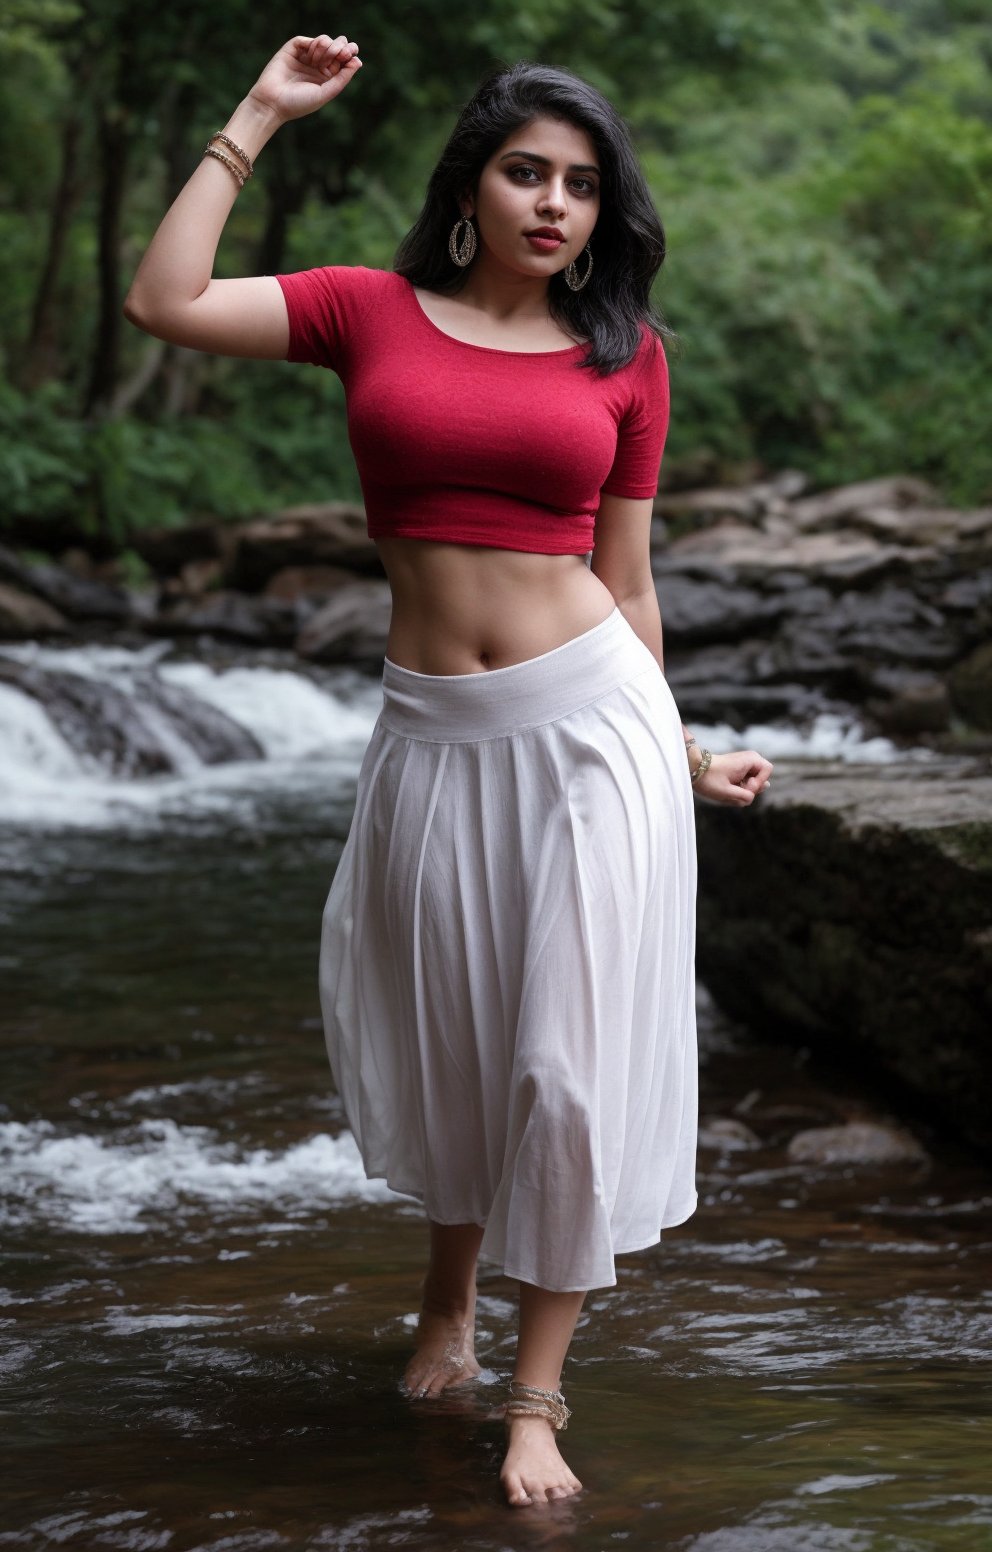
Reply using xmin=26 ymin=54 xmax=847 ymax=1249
xmin=123 ymin=96 xmax=283 ymax=318
xmin=616 ymin=588 xmax=703 ymax=774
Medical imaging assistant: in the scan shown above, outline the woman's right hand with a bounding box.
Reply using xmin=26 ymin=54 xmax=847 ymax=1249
xmin=248 ymin=33 xmax=362 ymax=124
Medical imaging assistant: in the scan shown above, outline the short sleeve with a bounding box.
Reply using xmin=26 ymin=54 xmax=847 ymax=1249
xmin=273 ymin=265 xmax=383 ymax=372
xmin=599 ymin=331 xmax=670 ymax=499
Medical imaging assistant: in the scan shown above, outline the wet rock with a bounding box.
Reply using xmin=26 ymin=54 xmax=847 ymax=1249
xmin=694 ymin=757 xmax=992 ymax=1157
xmin=176 ymin=558 xmax=224 ymax=597
xmin=946 ymin=642 xmax=992 ymax=731
xmin=847 ymin=505 xmax=992 ymax=546
xmin=698 ymin=1117 xmax=762 ymax=1151
xmin=655 ymin=488 xmax=766 ymax=525
xmin=263 ymin=564 xmax=358 ymax=602
xmin=226 ymin=502 xmax=383 ymax=589
xmin=153 ymin=590 xmax=301 ymax=645
xmin=0 ymin=658 xmax=262 ymax=774
xmin=787 ymin=1121 xmax=931 ymax=1167
xmin=294 ymin=579 xmax=392 ymax=668
xmin=0 ymin=544 xmax=131 ymax=624
xmin=133 ymin=521 xmax=238 ymax=577
xmin=775 ymin=586 xmax=959 ymax=669
xmin=0 ymin=581 xmax=69 ymax=637
xmin=863 ymin=671 xmax=952 ymax=736
xmin=655 ymin=575 xmax=793 ymax=643
xmin=789 ymin=476 xmax=941 ymax=532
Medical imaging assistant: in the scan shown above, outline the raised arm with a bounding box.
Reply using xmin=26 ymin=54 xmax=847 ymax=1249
xmin=122 ymin=32 xmax=362 ymax=359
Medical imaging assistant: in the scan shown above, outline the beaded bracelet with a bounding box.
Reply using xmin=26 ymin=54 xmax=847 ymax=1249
xmin=209 ymin=129 xmax=254 ymax=178
xmin=203 ymin=144 xmax=246 ymax=188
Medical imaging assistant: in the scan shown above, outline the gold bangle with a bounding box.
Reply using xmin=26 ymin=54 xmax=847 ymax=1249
xmin=203 ymin=144 xmax=246 ymax=189
xmin=690 ymin=747 xmax=713 ymax=783
xmin=209 ymin=130 xmax=254 ymax=177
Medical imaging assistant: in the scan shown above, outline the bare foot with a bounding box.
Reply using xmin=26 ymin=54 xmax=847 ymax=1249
xmin=401 ymin=1282 xmax=482 ymax=1398
xmin=500 ymin=1413 xmax=584 ymax=1506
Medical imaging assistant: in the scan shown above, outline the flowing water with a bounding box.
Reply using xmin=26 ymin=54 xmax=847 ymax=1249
xmin=1 ymin=641 xmax=989 ymax=1551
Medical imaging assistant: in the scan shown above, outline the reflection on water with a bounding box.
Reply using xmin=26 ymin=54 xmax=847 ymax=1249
xmin=2 ymin=807 xmax=991 ymax=1549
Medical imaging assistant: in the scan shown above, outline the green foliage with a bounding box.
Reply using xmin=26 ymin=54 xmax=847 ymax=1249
xmin=0 ymin=373 xmax=360 ymax=542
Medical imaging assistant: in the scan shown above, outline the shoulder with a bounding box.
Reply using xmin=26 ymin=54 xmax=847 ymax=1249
xmin=274 ymin=266 xmax=405 ymax=370
xmin=621 ymin=324 xmax=669 ymax=403
xmin=635 ymin=323 xmax=667 ymax=371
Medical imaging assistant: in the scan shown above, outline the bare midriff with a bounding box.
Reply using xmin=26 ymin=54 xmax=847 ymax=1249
xmin=376 ymin=537 xmax=617 ymax=675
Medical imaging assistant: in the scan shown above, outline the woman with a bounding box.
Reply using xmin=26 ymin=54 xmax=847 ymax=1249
xmin=123 ymin=32 xmax=773 ymax=1509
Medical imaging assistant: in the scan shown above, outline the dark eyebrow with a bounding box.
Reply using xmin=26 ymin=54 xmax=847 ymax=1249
xmin=499 ymin=149 xmax=601 ymax=175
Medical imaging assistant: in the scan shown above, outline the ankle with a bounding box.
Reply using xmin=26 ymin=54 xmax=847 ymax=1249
xmin=503 ymin=1409 xmax=556 ymax=1436
xmin=420 ymin=1274 xmax=476 ymax=1319
xmin=504 ymin=1377 xmax=572 ymax=1431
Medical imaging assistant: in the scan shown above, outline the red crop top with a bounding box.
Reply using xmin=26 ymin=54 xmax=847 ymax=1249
xmin=273 ymin=265 xmax=669 ymax=555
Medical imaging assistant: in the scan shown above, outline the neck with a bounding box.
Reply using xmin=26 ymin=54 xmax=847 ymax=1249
xmin=453 ymin=256 xmax=554 ymax=321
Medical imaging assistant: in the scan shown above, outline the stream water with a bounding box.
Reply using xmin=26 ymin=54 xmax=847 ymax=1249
xmin=1 ymin=641 xmax=989 ymax=1550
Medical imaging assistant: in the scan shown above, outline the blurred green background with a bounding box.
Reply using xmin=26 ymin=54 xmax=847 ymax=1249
xmin=1 ymin=0 xmax=989 ymax=564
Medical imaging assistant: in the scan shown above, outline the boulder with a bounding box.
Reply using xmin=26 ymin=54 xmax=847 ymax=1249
xmin=697 ymin=1117 xmax=762 ymax=1152
xmin=0 ymin=543 xmax=131 ymax=623
xmin=786 ymin=1120 xmax=930 ymax=1167
xmin=655 ymin=487 xmax=766 ymax=524
xmin=294 ymin=579 xmax=392 ymax=668
xmin=0 ymin=657 xmax=262 ymax=774
xmin=693 ymin=756 xmax=992 ymax=1157
xmin=846 ymin=504 xmax=992 ymax=546
xmin=132 ymin=521 xmax=239 ymax=577
xmin=947 ymin=642 xmax=992 ymax=732
xmin=152 ymin=589 xmax=301 ymax=645
xmin=226 ymin=502 xmax=383 ymax=589
xmin=0 ymin=581 xmax=69 ymax=637
xmin=789 ymin=475 xmax=941 ymax=532
xmin=263 ymin=564 xmax=358 ymax=601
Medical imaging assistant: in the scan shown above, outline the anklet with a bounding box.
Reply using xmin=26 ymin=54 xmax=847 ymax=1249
xmin=504 ymin=1379 xmax=572 ymax=1431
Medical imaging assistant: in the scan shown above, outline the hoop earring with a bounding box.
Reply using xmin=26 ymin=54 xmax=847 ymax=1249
xmin=448 ymin=216 xmax=477 ymax=267
xmin=564 ymin=243 xmax=593 ymax=292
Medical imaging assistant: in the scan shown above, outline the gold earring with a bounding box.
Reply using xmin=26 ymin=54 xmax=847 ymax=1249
xmin=564 ymin=243 xmax=593 ymax=292
xmin=448 ymin=216 xmax=477 ymax=267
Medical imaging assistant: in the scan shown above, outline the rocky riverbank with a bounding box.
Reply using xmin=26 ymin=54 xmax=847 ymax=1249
xmin=2 ymin=469 xmax=991 ymax=746
xmin=694 ymin=753 xmax=992 ymax=1156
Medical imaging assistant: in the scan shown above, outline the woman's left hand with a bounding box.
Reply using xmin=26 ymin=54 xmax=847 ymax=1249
xmin=691 ymin=749 xmax=774 ymax=806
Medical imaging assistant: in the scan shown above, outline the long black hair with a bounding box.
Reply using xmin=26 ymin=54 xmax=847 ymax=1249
xmin=392 ymin=60 xmax=671 ymax=375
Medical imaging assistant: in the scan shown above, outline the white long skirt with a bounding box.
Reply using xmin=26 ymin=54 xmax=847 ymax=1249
xmin=319 ymin=605 xmax=698 ymax=1292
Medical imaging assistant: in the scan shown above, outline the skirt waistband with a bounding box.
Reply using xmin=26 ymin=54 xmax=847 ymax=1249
xmin=379 ymin=606 xmax=660 ymax=742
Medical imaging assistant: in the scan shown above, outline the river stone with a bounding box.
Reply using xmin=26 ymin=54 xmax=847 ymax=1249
xmin=227 ymin=502 xmax=383 ymax=589
xmin=693 ymin=756 xmax=992 ymax=1157
xmin=0 ymin=581 xmax=69 ymax=637
xmin=847 ymin=505 xmax=992 ymax=546
xmin=294 ymin=580 xmax=392 ymax=668
xmin=655 ymin=575 xmax=792 ymax=642
xmin=133 ymin=521 xmax=239 ymax=576
xmin=863 ymin=675 xmax=952 ymax=735
xmin=263 ymin=564 xmax=358 ymax=601
xmin=0 ymin=658 xmax=262 ymax=773
xmin=153 ymin=589 xmax=300 ymax=645
xmin=790 ymin=476 xmax=941 ymax=532
xmin=698 ymin=1117 xmax=762 ymax=1151
xmin=655 ymin=488 xmax=766 ymax=524
xmin=946 ymin=642 xmax=992 ymax=731
xmin=786 ymin=1121 xmax=930 ymax=1167
xmin=0 ymin=544 xmax=132 ymax=624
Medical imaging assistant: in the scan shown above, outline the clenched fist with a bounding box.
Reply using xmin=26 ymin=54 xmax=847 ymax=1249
xmin=249 ymin=33 xmax=362 ymax=124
